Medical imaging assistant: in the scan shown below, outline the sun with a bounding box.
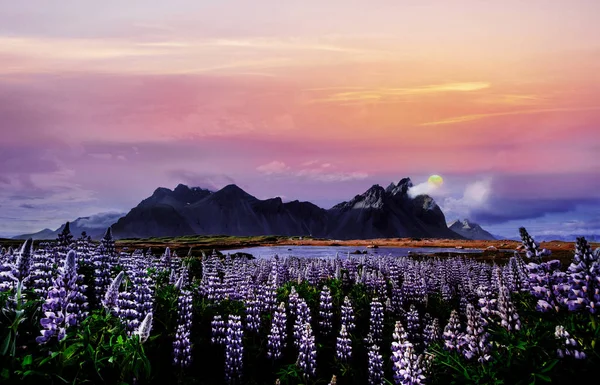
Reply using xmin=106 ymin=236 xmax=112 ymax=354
xmin=428 ymin=174 xmax=444 ymax=187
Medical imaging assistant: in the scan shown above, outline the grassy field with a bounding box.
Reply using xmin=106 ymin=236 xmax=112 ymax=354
xmin=4 ymin=234 xmax=595 ymax=266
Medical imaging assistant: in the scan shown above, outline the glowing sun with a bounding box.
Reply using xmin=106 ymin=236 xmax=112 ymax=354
xmin=428 ymin=174 xmax=444 ymax=187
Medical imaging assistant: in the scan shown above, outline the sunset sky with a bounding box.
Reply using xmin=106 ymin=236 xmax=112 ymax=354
xmin=1 ymin=0 xmax=599 ymax=239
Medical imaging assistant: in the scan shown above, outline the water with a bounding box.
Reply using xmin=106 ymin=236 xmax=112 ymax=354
xmin=220 ymin=245 xmax=483 ymax=259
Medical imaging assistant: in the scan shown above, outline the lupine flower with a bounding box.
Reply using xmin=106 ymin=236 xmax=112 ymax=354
xmin=319 ymin=286 xmax=333 ymax=334
xmin=341 ymin=296 xmax=355 ymax=332
xmin=267 ymin=303 xmax=287 ymax=360
xmin=336 ymin=324 xmax=352 ymax=361
xmin=462 ymin=304 xmax=491 ymax=363
xmin=563 ymin=237 xmax=600 ymax=313
xmin=173 ymin=289 xmax=193 ymax=368
xmin=555 ymin=325 xmax=586 ymax=359
xmin=244 ymin=290 xmax=261 ymax=333
xmin=211 ymin=314 xmax=226 ymax=345
xmin=294 ymin=298 xmax=311 ymax=348
xmin=134 ymin=312 xmax=153 ymax=344
xmin=423 ymin=317 xmax=441 ymax=345
xmin=297 ymin=323 xmax=317 ymax=379
xmin=37 ymin=250 xmax=88 ymax=344
xmin=329 ymin=375 xmax=337 ymax=385
xmin=405 ymin=304 xmax=420 ymax=341
xmin=442 ymin=310 xmax=463 ymax=352
xmin=394 ymin=345 xmax=426 ymax=385
xmin=102 ymin=271 xmax=125 ymax=311
xmin=391 ymin=320 xmax=412 ymax=383
xmin=225 ymin=315 xmax=244 ymax=384
xmin=367 ymin=344 xmax=385 ymax=385
xmin=368 ymin=297 xmax=384 ymax=344
xmin=495 ymin=285 xmax=521 ymax=332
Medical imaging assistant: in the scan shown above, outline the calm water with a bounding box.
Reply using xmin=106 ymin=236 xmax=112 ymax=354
xmin=220 ymin=245 xmax=483 ymax=259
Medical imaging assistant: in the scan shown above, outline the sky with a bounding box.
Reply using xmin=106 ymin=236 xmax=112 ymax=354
xmin=1 ymin=0 xmax=599 ymax=239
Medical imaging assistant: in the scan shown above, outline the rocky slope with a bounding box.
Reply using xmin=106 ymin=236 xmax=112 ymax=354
xmin=448 ymin=219 xmax=497 ymax=240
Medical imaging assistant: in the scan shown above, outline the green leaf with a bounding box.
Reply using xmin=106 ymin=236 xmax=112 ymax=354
xmin=0 ymin=333 xmax=11 ymax=356
xmin=22 ymin=354 xmax=33 ymax=367
xmin=535 ymin=373 xmax=552 ymax=382
xmin=540 ymin=359 xmax=558 ymax=373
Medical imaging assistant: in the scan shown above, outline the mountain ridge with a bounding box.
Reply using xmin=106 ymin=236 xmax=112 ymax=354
xmin=111 ymin=179 xmax=462 ymax=240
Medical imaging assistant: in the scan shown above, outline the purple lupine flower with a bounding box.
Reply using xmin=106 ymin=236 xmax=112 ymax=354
xmin=134 ymin=312 xmax=153 ymax=344
xmin=519 ymin=227 xmax=551 ymax=262
xmin=367 ymin=344 xmax=385 ymax=385
xmin=225 ymin=315 xmax=244 ymax=384
xmin=394 ymin=345 xmax=427 ymax=385
xmin=274 ymin=302 xmax=287 ymax=347
xmin=93 ymin=249 xmax=112 ymax=304
xmin=336 ymin=324 xmax=352 ymax=361
xmin=15 ymin=238 xmax=34 ymax=282
xmin=319 ymin=285 xmax=333 ymax=334
xmin=442 ymin=310 xmax=463 ymax=352
xmin=405 ymin=304 xmax=420 ymax=341
xmin=341 ymin=296 xmax=355 ymax=332
xmin=288 ymin=286 xmax=299 ymax=318
xmin=173 ymin=289 xmax=193 ymax=368
xmin=462 ymin=304 xmax=491 ymax=363
xmin=211 ymin=314 xmax=226 ymax=345
xmin=391 ymin=320 xmax=412 ymax=383
xmin=26 ymin=249 xmax=54 ymax=295
xmin=102 ymin=271 xmax=125 ymax=311
xmin=267 ymin=322 xmax=283 ymax=360
xmin=244 ymin=289 xmax=261 ymax=333
xmin=37 ymin=250 xmax=88 ymax=344
xmin=423 ymin=317 xmax=441 ymax=345
xmin=368 ymin=297 xmax=384 ymax=344
xmin=563 ymin=237 xmax=600 ymax=313
xmin=161 ymin=247 xmax=172 ymax=271
xmin=294 ymin=298 xmax=311 ymax=348
xmin=297 ymin=323 xmax=316 ymax=379
xmin=555 ymin=325 xmax=586 ymax=359
xmin=267 ymin=302 xmax=287 ymax=360
xmin=495 ymin=285 xmax=521 ymax=332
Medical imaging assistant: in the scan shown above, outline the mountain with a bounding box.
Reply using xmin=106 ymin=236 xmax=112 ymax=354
xmin=327 ymin=178 xmax=460 ymax=239
xmin=448 ymin=219 xmax=497 ymax=240
xmin=112 ymin=184 xmax=329 ymax=238
xmin=12 ymin=212 xmax=126 ymax=240
xmin=111 ymin=178 xmax=462 ymax=240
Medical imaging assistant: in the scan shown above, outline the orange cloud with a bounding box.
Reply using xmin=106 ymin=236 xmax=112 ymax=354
xmin=420 ymin=106 xmax=600 ymax=126
xmin=306 ymin=82 xmax=490 ymax=104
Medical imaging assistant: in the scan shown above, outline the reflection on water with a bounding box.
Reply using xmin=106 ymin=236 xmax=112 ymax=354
xmin=220 ymin=245 xmax=484 ymax=259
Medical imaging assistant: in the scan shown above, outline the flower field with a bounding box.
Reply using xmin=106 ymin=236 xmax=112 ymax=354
xmin=1 ymin=227 xmax=599 ymax=384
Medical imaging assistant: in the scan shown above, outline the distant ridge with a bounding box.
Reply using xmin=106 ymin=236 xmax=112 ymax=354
xmin=12 ymin=212 xmax=126 ymax=240
xmin=448 ymin=218 xmax=496 ymax=240
xmin=111 ymin=178 xmax=463 ymax=240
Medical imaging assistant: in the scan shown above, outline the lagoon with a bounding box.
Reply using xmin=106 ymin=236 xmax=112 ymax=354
xmin=220 ymin=245 xmax=484 ymax=259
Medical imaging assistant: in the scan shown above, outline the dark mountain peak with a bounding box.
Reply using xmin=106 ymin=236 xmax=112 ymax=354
xmin=211 ymin=184 xmax=257 ymax=202
xmin=152 ymin=186 xmax=172 ymax=197
xmin=172 ymin=184 xmax=211 ymax=203
xmin=174 ymin=183 xmax=190 ymax=193
xmin=387 ymin=177 xmax=413 ymax=197
xmin=385 ymin=182 xmax=397 ymax=193
xmin=448 ymin=218 xmax=496 ymax=240
xmin=333 ymin=184 xmax=386 ymax=211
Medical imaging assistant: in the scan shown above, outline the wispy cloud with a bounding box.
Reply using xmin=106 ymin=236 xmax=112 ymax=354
xmin=256 ymin=161 xmax=290 ymax=175
xmin=307 ymin=82 xmax=490 ymax=103
xmin=257 ymin=161 xmax=368 ymax=182
xmin=421 ymin=106 xmax=600 ymax=126
xmin=0 ymin=35 xmax=388 ymax=75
